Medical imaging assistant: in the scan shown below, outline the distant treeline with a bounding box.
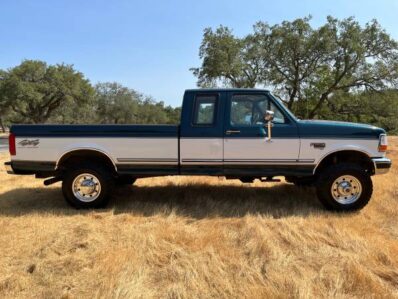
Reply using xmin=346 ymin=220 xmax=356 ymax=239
xmin=0 ymin=60 xmax=180 ymax=131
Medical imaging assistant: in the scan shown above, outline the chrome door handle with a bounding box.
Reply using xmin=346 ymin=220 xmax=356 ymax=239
xmin=226 ymin=130 xmax=241 ymax=135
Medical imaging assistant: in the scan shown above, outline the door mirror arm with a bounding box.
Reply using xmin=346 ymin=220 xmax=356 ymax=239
xmin=264 ymin=110 xmax=274 ymax=141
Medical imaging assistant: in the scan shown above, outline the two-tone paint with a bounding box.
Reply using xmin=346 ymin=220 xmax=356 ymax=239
xmin=6 ymin=89 xmax=390 ymax=178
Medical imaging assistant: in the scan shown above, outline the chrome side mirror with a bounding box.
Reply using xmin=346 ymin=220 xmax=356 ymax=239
xmin=264 ymin=110 xmax=274 ymax=122
xmin=264 ymin=110 xmax=274 ymax=141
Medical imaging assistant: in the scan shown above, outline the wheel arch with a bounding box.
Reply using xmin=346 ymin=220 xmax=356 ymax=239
xmin=313 ymin=149 xmax=375 ymax=176
xmin=56 ymin=148 xmax=117 ymax=173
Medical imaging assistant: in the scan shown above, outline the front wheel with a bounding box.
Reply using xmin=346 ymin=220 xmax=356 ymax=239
xmin=62 ymin=163 xmax=115 ymax=209
xmin=316 ymin=163 xmax=373 ymax=211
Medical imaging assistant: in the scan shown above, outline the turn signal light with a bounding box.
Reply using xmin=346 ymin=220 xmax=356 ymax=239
xmin=378 ymin=134 xmax=388 ymax=152
xmin=378 ymin=144 xmax=388 ymax=152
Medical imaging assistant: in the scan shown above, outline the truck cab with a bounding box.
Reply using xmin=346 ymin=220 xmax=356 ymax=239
xmin=5 ymin=88 xmax=391 ymax=211
xmin=180 ymin=89 xmax=302 ymax=177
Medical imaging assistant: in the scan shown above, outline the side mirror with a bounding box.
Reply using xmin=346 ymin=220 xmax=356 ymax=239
xmin=264 ymin=110 xmax=274 ymax=142
xmin=264 ymin=110 xmax=274 ymax=122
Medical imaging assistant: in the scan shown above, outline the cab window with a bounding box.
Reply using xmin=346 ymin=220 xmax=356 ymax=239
xmin=230 ymin=94 xmax=286 ymax=126
xmin=193 ymin=95 xmax=217 ymax=125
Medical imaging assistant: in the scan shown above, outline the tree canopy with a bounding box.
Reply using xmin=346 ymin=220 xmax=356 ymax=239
xmin=0 ymin=61 xmax=181 ymax=129
xmin=192 ymin=16 xmax=398 ymax=119
xmin=0 ymin=60 xmax=95 ymax=123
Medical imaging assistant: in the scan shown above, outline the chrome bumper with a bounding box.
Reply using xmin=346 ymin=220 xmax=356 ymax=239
xmin=372 ymin=157 xmax=392 ymax=175
xmin=4 ymin=162 xmax=14 ymax=174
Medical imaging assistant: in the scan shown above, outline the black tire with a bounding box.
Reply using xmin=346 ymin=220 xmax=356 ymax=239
xmin=316 ymin=163 xmax=373 ymax=211
xmin=62 ymin=162 xmax=115 ymax=209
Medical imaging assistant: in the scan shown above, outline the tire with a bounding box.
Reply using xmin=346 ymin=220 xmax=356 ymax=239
xmin=316 ymin=163 xmax=373 ymax=211
xmin=62 ymin=162 xmax=115 ymax=209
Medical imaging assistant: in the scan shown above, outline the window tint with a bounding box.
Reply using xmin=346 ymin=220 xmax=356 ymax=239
xmin=270 ymin=101 xmax=286 ymax=124
xmin=230 ymin=94 xmax=286 ymax=126
xmin=193 ymin=95 xmax=217 ymax=125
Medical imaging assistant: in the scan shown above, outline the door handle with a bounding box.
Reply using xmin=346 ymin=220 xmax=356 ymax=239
xmin=226 ymin=130 xmax=241 ymax=135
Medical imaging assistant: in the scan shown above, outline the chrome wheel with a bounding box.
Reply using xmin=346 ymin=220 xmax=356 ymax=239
xmin=72 ymin=173 xmax=101 ymax=202
xmin=331 ymin=175 xmax=362 ymax=204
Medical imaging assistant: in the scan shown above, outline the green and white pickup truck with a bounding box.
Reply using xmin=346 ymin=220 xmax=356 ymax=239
xmin=5 ymin=89 xmax=391 ymax=211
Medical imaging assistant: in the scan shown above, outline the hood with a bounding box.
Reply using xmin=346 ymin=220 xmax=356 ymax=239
xmin=297 ymin=120 xmax=385 ymax=139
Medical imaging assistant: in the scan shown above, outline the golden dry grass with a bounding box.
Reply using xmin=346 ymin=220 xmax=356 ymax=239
xmin=0 ymin=139 xmax=397 ymax=299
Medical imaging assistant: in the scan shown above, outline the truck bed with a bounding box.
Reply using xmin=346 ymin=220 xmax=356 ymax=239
xmin=10 ymin=124 xmax=180 ymax=175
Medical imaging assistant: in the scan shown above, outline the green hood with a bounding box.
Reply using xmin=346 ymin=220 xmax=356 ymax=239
xmin=297 ymin=120 xmax=385 ymax=139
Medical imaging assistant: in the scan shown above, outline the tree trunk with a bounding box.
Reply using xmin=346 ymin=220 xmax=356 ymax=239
xmin=287 ymin=89 xmax=297 ymax=109
xmin=308 ymin=93 xmax=328 ymax=119
xmin=0 ymin=116 xmax=5 ymax=132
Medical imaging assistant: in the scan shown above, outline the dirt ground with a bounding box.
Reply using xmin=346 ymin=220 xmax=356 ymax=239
xmin=0 ymin=138 xmax=397 ymax=298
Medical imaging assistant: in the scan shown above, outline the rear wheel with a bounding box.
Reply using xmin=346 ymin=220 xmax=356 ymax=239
xmin=62 ymin=163 xmax=115 ymax=208
xmin=316 ymin=163 xmax=372 ymax=211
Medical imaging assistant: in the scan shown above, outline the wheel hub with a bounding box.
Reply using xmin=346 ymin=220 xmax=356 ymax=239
xmin=72 ymin=173 xmax=101 ymax=202
xmin=331 ymin=175 xmax=362 ymax=204
xmin=80 ymin=179 xmax=96 ymax=194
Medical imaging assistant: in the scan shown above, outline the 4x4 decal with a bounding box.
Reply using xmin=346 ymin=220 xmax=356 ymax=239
xmin=18 ymin=139 xmax=40 ymax=147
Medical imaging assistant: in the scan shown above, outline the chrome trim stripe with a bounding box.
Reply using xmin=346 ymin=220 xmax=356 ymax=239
xmin=182 ymin=160 xmax=223 ymax=165
xmin=223 ymin=162 xmax=315 ymax=166
xmin=182 ymin=159 xmax=315 ymax=165
xmin=117 ymin=158 xmax=178 ymax=162
xmin=181 ymin=159 xmax=223 ymax=163
xmin=117 ymin=158 xmax=178 ymax=165
xmin=224 ymin=159 xmax=315 ymax=163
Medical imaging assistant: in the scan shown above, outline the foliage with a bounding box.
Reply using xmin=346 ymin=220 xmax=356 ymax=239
xmin=95 ymin=82 xmax=140 ymax=124
xmin=190 ymin=26 xmax=264 ymax=88
xmin=318 ymin=90 xmax=398 ymax=134
xmin=0 ymin=61 xmax=181 ymax=129
xmin=94 ymin=82 xmax=180 ymax=125
xmin=0 ymin=60 xmax=94 ymax=124
xmin=193 ymin=16 xmax=398 ymax=120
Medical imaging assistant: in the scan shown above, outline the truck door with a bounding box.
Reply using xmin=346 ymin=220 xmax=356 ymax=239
xmin=223 ymin=91 xmax=302 ymax=177
xmin=180 ymin=91 xmax=225 ymax=175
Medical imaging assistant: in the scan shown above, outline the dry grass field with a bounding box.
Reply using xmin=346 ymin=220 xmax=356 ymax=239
xmin=0 ymin=138 xmax=397 ymax=298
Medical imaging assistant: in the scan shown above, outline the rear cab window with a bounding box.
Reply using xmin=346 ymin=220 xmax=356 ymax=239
xmin=193 ymin=95 xmax=217 ymax=126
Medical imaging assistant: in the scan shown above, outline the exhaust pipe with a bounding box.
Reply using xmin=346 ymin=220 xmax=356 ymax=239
xmin=43 ymin=177 xmax=62 ymax=186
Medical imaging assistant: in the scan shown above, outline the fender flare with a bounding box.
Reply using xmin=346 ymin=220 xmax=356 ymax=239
xmin=55 ymin=147 xmax=118 ymax=172
xmin=312 ymin=148 xmax=372 ymax=175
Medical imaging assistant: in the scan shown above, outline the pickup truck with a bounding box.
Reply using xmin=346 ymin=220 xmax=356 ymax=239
xmin=5 ymin=89 xmax=391 ymax=211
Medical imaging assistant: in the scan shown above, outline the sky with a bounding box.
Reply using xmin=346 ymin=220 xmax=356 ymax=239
xmin=1 ymin=0 xmax=398 ymax=107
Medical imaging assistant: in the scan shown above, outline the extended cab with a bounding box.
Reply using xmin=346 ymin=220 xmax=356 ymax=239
xmin=5 ymin=89 xmax=391 ymax=210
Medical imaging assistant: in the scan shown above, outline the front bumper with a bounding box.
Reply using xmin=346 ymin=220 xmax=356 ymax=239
xmin=4 ymin=161 xmax=14 ymax=174
xmin=372 ymin=157 xmax=392 ymax=175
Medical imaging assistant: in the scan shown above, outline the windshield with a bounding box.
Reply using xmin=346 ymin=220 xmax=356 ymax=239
xmin=268 ymin=93 xmax=298 ymax=121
